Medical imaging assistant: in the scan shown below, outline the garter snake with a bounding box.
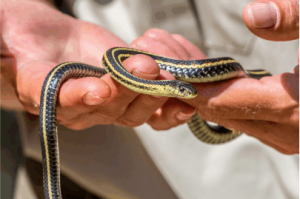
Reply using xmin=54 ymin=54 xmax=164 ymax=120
xmin=39 ymin=47 xmax=271 ymax=199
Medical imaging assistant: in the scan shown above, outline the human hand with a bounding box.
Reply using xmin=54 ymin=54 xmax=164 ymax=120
xmin=1 ymin=0 xmax=192 ymax=130
xmin=132 ymin=28 xmax=298 ymax=154
xmin=242 ymin=0 xmax=299 ymax=41
xmin=195 ymin=0 xmax=300 ymax=154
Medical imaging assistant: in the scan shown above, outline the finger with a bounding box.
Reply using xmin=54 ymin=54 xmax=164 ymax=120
xmin=60 ymin=54 xmax=162 ymax=129
xmin=243 ymin=0 xmax=299 ymax=41
xmin=181 ymin=73 xmax=299 ymax=123
xmin=56 ymin=77 xmax=111 ymax=122
xmin=63 ymin=55 xmax=172 ymax=129
xmin=86 ymin=54 xmax=162 ymax=120
xmin=115 ymin=69 xmax=175 ymax=127
xmin=142 ymin=28 xmax=191 ymax=59
xmin=115 ymin=96 xmax=168 ymax=127
xmin=130 ymin=36 xmax=187 ymax=81
xmin=147 ymin=98 xmax=196 ymax=130
xmin=18 ymin=53 xmax=161 ymax=128
xmin=205 ymin=116 xmax=298 ymax=154
xmin=171 ymin=34 xmax=207 ymax=60
xmin=17 ymin=61 xmax=113 ymax=127
xmin=17 ymin=61 xmax=57 ymax=114
xmin=130 ymin=36 xmax=182 ymax=59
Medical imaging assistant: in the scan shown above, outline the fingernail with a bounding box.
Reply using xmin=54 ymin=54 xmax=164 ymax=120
xmin=176 ymin=111 xmax=195 ymax=121
xmin=83 ymin=92 xmax=107 ymax=106
xmin=248 ymin=3 xmax=277 ymax=29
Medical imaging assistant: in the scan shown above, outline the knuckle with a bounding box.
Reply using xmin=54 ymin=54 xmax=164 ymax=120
xmin=207 ymin=99 xmax=225 ymax=112
xmin=151 ymin=126 xmax=161 ymax=131
xmin=17 ymin=84 xmax=41 ymax=115
xmin=270 ymin=99 xmax=299 ymax=123
xmin=95 ymin=106 xmax=127 ymax=120
xmin=89 ymin=114 xmax=116 ymax=125
xmin=144 ymin=96 xmax=167 ymax=106
xmin=165 ymin=117 xmax=182 ymax=129
xmin=196 ymin=110 xmax=222 ymax=124
xmin=66 ymin=125 xmax=86 ymax=131
xmin=19 ymin=95 xmax=40 ymax=115
xmin=196 ymin=105 xmax=214 ymax=119
xmin=26 ymin=102 xmax=40 ymax=115
xmin=146 ymin=116 xmax=174 ymax=131
xmin=288 ymin=107 xmax=300 ymax=125
xmin=194 ymin=97 xmax=209 ymax=111
xmin=149 ymin=124 xmax=169 ymax=131
xmin=60 ymin=118 xmax=99 ymax=130
xmin=143 ymin=28 xmax=167 ymax=38
xmin=116 ymin=117 xmax=143 ymax=127
xmin=131 ymin=37 xmax=154 ymax=49
xmin=60 ymin=120 xmax=86 ymax=130
xmin=171 ymin=34 xmax=185 ymax=42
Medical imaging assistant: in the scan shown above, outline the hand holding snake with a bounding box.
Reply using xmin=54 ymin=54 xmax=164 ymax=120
xmin=1 ymin=1 xmax=298 ymax=199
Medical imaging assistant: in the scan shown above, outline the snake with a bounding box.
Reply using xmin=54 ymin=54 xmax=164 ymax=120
xmin=39 ymin=47 xmax=271 ymax=199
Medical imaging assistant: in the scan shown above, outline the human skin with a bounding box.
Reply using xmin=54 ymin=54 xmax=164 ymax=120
xmin=1 ymin=0 xmax=195 ymax=130
xmin=129 ymin=0 xmax=299 ymax=154
xmin=1 ymin=0 xmax=298 ymax=154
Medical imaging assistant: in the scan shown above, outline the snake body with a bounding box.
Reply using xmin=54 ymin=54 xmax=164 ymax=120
xmin=39 ymin=47 xmax=271 ymax=199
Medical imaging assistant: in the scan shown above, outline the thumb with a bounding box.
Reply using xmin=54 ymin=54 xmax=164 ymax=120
xmin=243 ymin=0 xmax=299 ymax=41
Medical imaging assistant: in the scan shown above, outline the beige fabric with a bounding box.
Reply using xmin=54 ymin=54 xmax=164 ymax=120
xmin=14 ymin=166 xmax=37 ymax=199
xmin=18 ymin=113 xmax=178 ymax=199
xmin=72 ymin=0 xmax=202 ymax=48
xmin=19 ymin=0 xmax=299 ymax=199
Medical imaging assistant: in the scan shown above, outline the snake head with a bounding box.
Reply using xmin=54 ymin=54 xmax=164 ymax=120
xmin=167 ymin=81 xmax=197 ymax=99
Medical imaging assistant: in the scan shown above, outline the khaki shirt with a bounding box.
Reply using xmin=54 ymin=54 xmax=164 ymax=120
xmin=20 ymin=0 xmax=299 ymax=198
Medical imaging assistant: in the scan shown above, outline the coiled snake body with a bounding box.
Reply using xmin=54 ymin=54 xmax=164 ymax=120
xmin=39 ymin=47 xmax=271 ymax=199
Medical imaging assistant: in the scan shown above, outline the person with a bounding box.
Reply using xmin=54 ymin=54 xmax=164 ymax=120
xmin=1 ymin=0 xmax=298 ymax=198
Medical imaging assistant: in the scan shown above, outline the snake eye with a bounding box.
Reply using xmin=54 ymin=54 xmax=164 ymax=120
xmin=179 ymin=86 xmax=185 ymax=92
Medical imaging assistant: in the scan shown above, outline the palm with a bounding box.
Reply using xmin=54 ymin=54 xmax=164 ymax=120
xmin=2 ymin=1 xmax=126 ymax=123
